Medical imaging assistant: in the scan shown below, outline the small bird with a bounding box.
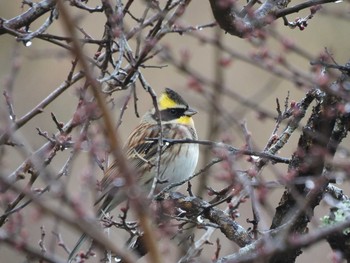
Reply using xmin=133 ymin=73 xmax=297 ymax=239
xmin=69 ymin=88 xmax=199 ymax=261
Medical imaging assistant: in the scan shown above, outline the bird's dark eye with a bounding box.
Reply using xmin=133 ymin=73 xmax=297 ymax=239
xmin=170 ymin=109 xmax=176 ymax=114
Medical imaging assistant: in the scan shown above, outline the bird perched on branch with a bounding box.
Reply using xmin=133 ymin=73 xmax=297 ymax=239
xmin=68 ymin=88 xmax=199 ymax=261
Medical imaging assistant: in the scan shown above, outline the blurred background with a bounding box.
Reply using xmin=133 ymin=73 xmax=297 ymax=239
xmin=1 ymin=0 xmax=350 ymax=262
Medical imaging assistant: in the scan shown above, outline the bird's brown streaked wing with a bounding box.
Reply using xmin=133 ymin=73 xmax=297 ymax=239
xmin=94 ymin=123 xmax=161 ymax=212
xmin=95 ymin=122 xmax=192 ymax=213
xmin=125 ymin=123 xmax=163 ymax=170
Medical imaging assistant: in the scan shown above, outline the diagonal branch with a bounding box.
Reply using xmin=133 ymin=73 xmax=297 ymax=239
xmin=0 ymin=0 xmax=56 ymax=35
xmin=209 ymin=0 xmax=341 ymax=37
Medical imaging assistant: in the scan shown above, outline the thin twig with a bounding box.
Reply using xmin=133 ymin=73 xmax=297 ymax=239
xmin=146 ymin=138 xmax=290 ymax=164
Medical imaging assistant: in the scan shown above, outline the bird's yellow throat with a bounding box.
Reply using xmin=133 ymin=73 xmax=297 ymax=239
xmin=177 ymin=115 xmax=193 ymax=125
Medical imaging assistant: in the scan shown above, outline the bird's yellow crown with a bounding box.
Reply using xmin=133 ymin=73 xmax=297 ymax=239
xmin=157 ymin=88 xmax=194 ymax=125
xmin=159 ymin=92 xmax=177 ymax=110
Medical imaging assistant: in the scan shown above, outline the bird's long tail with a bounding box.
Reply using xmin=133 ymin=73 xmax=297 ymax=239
xmin=68 ymin=192 xmax=124 ymax=262
xmin=68 ymin=233 xmax=88 ymax=262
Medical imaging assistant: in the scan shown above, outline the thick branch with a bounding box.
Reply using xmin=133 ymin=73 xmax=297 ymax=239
xmin=209 ymin=0 xmax=340 ymax=37
xmin=167 ymin=192 xmax=253 ymax=248
xmin=268 ymin=77 xmax=350 ymax=262
xmin=0 ymin=0 xmax=56 ymax=35
xmin=215 ymin=216 xmax=350 ymax=263
xmin=209 ymin=0 xmax=290 ymax=37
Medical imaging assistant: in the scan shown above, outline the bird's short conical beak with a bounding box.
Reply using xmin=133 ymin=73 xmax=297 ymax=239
xmin=184 ymin=108 xmax=197 ymax=116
